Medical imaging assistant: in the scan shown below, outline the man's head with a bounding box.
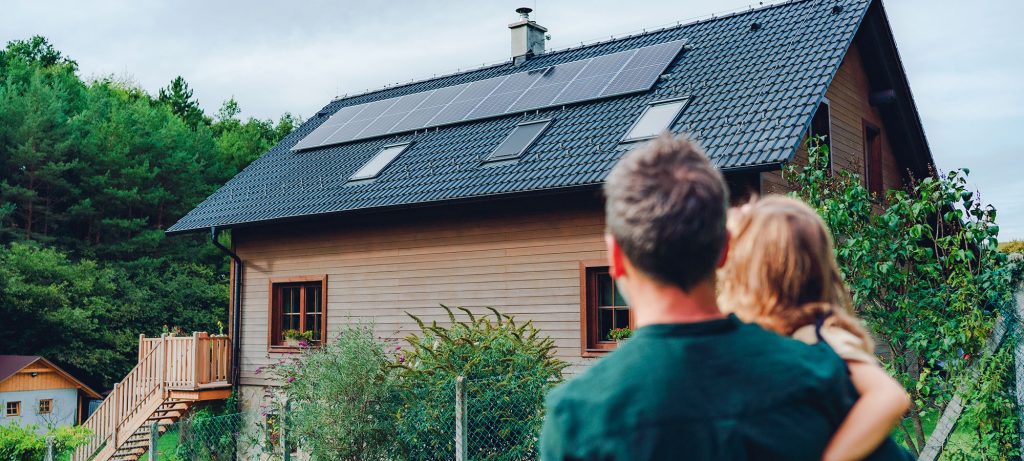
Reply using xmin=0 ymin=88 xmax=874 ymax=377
xmin=604 ymin=133 xmax=728 ymax=293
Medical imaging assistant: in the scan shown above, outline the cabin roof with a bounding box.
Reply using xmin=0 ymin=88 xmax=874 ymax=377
xmin=169 ymin=0 xmax=921 ymax=235
xmin=0 ymin=355 xmax=102 ymax=399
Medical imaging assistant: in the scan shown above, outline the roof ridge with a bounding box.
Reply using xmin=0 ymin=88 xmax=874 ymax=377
xmin=330 ymin=0 xmax=810 ymax=104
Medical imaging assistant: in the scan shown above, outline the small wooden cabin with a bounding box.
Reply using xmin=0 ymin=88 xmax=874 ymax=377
xmin=0 ymin=356 xmax=101 ymax=430
xmin=168 ymin=0 xmax=935 ymax=410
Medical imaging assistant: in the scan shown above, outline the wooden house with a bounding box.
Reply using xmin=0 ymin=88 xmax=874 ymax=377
xmin=0 ymin=355 xmax=101 ymax=431
xmin=164 ymin=0 xmax=935 ymax=414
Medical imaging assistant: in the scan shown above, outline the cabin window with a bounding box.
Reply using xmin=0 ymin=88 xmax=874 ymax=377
xmin=269 ymin=276 xmax=327 ymax=349
xmin=349 ymin=142 xmax=412 ymax=181
xmin=38 ymin=399 xmax=52 ymax=415
xmin=864 ymin=122 xmax=883 ymax=197
xmin=809 ymin=99 xmax=832 ymax=172
xmin=581 ymin=263 xmax=632 ymax=354
xmin=483 ymin=119 xmax=552 ymax=163
xmin=622 ymin=98 xmax=689 ymax=142
xmin=6 ymin=401 xmax=20 ymax=417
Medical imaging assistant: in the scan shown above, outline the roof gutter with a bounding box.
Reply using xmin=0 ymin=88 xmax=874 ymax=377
xmin=210 ymin=226 xmax=242 ymax=390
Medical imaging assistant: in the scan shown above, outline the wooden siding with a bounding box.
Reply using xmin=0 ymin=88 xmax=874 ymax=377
xmin=0 ymin=363 xmax=78 ymax=393
xmin=234 ymin=194 xmax=608 ymax=385
xmin=762 ymin=43 xmax=905 ymax=194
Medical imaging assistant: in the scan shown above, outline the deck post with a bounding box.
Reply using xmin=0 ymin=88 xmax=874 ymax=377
xmin=192 ymin=332 xmax=202 ymax=389
xmin=455 ymin=376 xmax=467 ymax=461
xmin=149 ymin=422 xmax=159 ymax=461
xmin=159 ymin=334 xmax=168 ymax=397
xmin=112 ymin=382 xmax=120 ymax=447
xmin=139 ymin=334 xmax=146 ymax=362
xmin=45 ymin=436 xmax=54 ymax=461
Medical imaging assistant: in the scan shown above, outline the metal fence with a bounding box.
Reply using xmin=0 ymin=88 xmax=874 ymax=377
xmin=130 ymin=285 xmax=1024 ymax=461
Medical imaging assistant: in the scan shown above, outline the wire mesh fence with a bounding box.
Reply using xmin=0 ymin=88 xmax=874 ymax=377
xmin=462 ymin=374 xmax=550 ymax=461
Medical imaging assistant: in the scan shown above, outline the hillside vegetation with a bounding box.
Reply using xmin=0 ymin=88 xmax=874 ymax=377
xmin=0 ymin=36 xmax=298 ymax=389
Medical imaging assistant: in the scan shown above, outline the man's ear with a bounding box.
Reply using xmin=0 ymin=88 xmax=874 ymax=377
xmin=605 ymin=233 xmax=627 ymax=279
xmin=716 ymin=230 xmax=731 ymax=269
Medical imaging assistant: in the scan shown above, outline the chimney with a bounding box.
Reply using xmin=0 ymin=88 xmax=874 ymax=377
xmin=509 ymin=7 xmax=547 ymax=64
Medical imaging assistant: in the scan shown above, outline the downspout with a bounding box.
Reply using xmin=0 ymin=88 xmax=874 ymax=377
xmin=211 ymin=226 xmax=242 ymax=390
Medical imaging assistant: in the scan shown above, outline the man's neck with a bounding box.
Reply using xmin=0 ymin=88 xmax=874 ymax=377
xmin=630 ymin=277 xmax=725 ymax=327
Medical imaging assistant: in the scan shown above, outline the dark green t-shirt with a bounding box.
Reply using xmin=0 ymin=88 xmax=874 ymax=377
xmin=540 ymin=314 xmax=912 ymax=460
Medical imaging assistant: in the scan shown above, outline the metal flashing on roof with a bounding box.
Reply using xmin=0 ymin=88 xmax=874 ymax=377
xmin=349 ymin=142 xmax=412 ymax=181
xmin=483 ymin=119 xmax=552 ymax=163
xmin=621 ymin=97 xmax=690 ymax=142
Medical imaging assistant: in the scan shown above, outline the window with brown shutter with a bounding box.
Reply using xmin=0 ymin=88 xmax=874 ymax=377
xmin=580 ymin=262 xmax=632 ymax=356
xmin=864 ymin=122 xmax=883 ymax=197
xmin=268 ymin=275 xmax=327 ymax=350
xmin=809 ymin=100 xmax=832 ymax=172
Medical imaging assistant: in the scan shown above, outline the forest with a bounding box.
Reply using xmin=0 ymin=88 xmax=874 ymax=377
xmin=0 ymin=36 xmax=297 ymax=390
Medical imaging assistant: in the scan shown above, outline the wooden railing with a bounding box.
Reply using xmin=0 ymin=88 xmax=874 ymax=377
xmin=73 ymin=333 xmax=230 ymax=461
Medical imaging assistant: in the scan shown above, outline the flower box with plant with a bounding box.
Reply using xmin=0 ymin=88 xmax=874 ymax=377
xmin=608 ymin=327 xmax=633 ymax=343
xmin=282 ymin=329 xmax=314 ymax=347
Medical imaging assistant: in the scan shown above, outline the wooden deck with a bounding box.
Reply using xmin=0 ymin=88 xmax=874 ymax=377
xmin=72 ymin=333 xmax=231 ymax=461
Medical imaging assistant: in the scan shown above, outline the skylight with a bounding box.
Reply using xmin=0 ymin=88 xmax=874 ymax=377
xmin=622 ymin=98 xmax=689 ymax=142
xmin=349 ymin=142 xmax=411 ymax=181
xmin=484 ymin=119 xmax=552 ymax=163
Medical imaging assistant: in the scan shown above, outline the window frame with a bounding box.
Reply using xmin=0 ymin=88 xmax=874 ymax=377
xmin=267 ymin=275 xmax=328 ymax=352
xmin=621 ymin=97 xmax=690 ymax=143
xmin=37 ymin=399 xmax=52 ymax=415
xmin=348 ymin=142 xmax=412 ymax=182
xmin=482 ymin=118 xmax=553 ymax=163
xmin=6 ymin=401 xmax=20 ymax=417
xmin=579 ymin=260 xmax=633 ymax=357
xmin=809 ymin=98 xmax=832 ymax=174
xmin=863 ymin=121 xmax=883 ymax=198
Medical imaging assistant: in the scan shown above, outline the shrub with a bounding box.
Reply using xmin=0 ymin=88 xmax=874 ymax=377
xmin=274 ymin=324 xmax=400 ymax=461
xmin=0 ymin=423 xmax=90 ymax=461
xmin=395 ymin=306 xmax=567 ymax=461
xmin=999 ymin=240 xmax=1024 ymax=255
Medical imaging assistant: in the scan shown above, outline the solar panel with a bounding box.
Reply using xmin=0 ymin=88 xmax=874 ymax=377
xmin=293 ymin=39 xmax=685 ymax=151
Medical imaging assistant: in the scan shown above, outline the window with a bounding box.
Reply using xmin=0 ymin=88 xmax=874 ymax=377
xmin=580 ymin=263 xmax=632 ymax=354
xmin=349 ymin=142 xmax=411 ymax=181
xmin=622 ymin=98 xmax=689 ymax=142
xmin=484 ymin=119 xmax=551 ymax=162
xmin=809 ymin=100 xmax=832 ymax=171
xmin=5 ymin=401 xmax=20 ymax=417
xmin=269 ymin=276 xmax=327 ymax=349
xmin=38 ymin=399 xmax=52 ymax=415
xmin=864 ymin=122 xmax=883 ymax=197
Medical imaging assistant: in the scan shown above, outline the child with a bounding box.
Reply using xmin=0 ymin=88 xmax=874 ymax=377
xmin=718 ymin=195 xmax=910 ymax=461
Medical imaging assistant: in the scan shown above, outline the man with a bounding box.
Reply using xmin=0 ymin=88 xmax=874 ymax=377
xmin=540 ymin=134 xmax=910 ymax=460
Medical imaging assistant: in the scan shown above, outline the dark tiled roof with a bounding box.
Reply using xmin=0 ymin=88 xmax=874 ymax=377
xmin=0 ymin=355 xmax=40 ymax=382
xmin=169 ymin=0 xmax=870 ymax=234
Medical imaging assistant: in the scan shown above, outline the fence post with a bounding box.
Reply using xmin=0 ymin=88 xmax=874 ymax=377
xmin=282 ymin=400 xmax=291 ymax=461
xmin=1014 ymin=285 xmax=1024 ymax=455
xmin=455 ymin=376 xmax=467 ymax=461
xmin=44 ymin=436 xmax=54 ymax=461
xmin=149 ymin=422 xmax=159 ymax=461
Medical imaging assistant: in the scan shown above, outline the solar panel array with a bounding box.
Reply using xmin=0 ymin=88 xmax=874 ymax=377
xmin=292 ymin=39 xmax=686 ymax=151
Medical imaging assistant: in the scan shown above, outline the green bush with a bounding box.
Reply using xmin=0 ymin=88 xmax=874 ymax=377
xmin=395 ymin=306 xmax=567 ymax=461
xmin=275 ymin=324 xmax=400 ymax=461
xmin=0 ymin=423 xmax=90 ymax=461
xmin=999 ymin=240 xmax=1024 ymax=255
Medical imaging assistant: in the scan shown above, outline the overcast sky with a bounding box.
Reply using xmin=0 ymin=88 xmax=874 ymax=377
xmin=3 ymin=0 xmax=1021 ymax=240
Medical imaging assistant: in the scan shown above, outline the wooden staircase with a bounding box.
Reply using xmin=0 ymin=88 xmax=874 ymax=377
xmin=72 ymin=333 xmax=232 ymax=461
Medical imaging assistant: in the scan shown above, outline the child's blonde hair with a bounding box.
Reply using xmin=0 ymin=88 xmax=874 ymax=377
xmin=718 ymin=195 xmax=873 ymax=352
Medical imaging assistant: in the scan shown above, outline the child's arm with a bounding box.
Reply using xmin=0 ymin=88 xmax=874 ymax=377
xmin=822 ymin=361 xmax=910 ymax=461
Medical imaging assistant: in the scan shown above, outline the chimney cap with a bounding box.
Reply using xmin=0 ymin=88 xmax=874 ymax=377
xmin=516 ymin=7 xmax=533 ymax=19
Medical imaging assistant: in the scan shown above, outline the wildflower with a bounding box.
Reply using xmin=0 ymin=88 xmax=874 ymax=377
xmin=287 ymin=377 xmax=296 ymax=383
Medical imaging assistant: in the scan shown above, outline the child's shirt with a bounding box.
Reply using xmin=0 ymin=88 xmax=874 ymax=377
xmin=791 ymin=321 xmax=879 ymax=365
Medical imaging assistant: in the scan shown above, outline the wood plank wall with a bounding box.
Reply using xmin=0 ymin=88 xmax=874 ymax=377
xmin=762 ymin=43 xmax=905 ymax=194
xmin=234 ymin=193 xmax=608 ymax=385
xmin=0 ymin=366 xmax=77 ymax=392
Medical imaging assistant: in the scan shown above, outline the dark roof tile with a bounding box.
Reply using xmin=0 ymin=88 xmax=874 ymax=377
xmin=169 ymin=0 xmax=869 ymax=234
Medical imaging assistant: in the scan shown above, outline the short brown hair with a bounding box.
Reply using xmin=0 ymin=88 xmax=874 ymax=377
xmin=604 ymin=133 xmax=728 ymax=290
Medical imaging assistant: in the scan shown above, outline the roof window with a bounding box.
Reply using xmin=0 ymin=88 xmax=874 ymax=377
xmin=484 ymin=119 xmax=552 ymax=163
xmin=349 ymin=142 xmax=411 ymax=181
xmin=622 ymin=98 xmax=689 ymax=142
